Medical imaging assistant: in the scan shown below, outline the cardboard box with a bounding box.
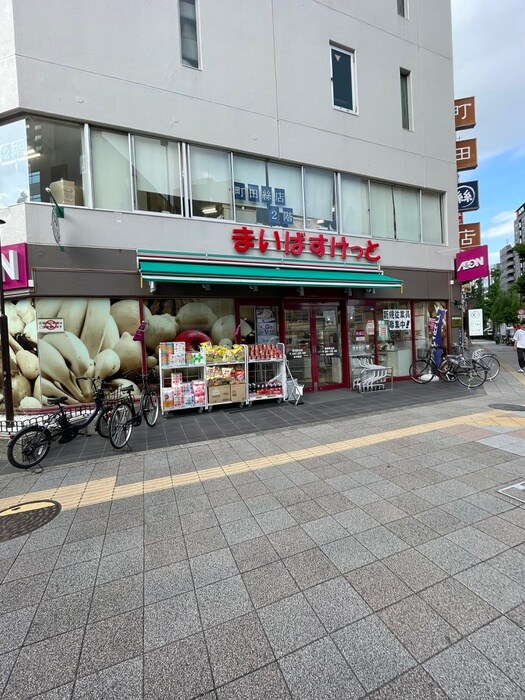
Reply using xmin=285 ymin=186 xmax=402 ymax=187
xmin=49 ymin=179 xmax=84 ymax=206
xmin=230 ymin=383 xmax=246 ymax=402
xmin=207 ymin=384 xmax=231 ymax=404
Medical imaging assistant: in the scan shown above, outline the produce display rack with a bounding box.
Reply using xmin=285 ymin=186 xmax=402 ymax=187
xmin=246 ymin=342 xmax=286 ymax=407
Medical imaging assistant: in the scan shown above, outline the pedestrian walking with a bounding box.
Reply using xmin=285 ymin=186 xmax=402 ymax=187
xmin=513 ymin=321 xmax=525 ymax=372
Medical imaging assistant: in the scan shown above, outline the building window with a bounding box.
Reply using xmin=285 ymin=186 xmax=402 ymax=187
xmin=340 ymin=174 xmax=369 ymax=236
xmin=0 ymin=119 xmax=30 ymax=205
xmin=233 ymin=155 xmax=268 ymax=225
xmin=179 ymin=0 xmax=199 ymax=68
xmin=304 ymin=168 xmax=336 ymax=231
xmin=330 ymin=45 xmax=356 ymax=113
xmin=134 ymin=136 xmax=182 ymax=215
xmin=397 ymin=0 xmax=407 ymax=17
xmin=267 ymin=162 xmax=303 ymax=229
xmin=400 ymin=70 xmax=411 ymax=130
xmin=189 ymin=146 xmax=232 ymax=219
xmin=92 ymin=130 xmax=132 ymax=211
xmin=370 ymin=181 xmax=421 ymax=241
xmin=421 ymin=191 xmax=443 ymax=243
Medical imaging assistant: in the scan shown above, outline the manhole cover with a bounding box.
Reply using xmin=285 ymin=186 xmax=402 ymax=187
xmin=489 ymin=404 xmax=525 ymax=412
xmin=0 ymin=500 xmax=61 ymax=542
xmin=497 ymin=482 xmax=525 ymax=504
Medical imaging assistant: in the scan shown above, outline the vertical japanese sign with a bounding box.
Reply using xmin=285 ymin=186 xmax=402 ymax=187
xmin=431 ymin=309 xmax=447 ymax=367
xmin=454 ymin=97 xmax=476 ymax=130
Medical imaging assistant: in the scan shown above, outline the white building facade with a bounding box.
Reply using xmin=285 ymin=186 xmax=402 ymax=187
xmin=0 ymin=0 xmax=458 ymax=407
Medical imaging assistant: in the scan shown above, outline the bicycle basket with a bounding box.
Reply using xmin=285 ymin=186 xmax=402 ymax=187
xmin=471 ymin=349 xmax=484 ymax=360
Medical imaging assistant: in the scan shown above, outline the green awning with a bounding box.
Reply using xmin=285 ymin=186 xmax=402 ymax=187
xmin=138 ymin=260 xmax=403 ymax=289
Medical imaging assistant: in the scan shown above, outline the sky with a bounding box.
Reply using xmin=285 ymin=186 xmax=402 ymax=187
xmin=451 ymin=0 xmax=525 ymax=267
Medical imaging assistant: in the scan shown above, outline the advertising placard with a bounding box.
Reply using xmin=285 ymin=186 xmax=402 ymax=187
xmin=455 ymin=245 xmax=489 ymax=284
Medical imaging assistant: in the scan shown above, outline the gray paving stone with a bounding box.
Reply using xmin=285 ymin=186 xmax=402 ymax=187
xmin=366 ymin=667 xmax=448 ymax=700
xmin=26 ymin=590 xmax=91 ymax=644
xmin=284 ymin=547 xmax=340 ymax=589
xmin=445 ymin=526 xmax=507 ymax=560
xmin=304 ymin=575 xmax=371 ymax=632
xmin=488 ymin=548 xmax=525 ymax=585
xmin=0 ymin=605 xmax=37 ymax=654
xmin=279 ymin=636 xmax=364 ymax=700
xmin=45 ymin=560 xmax=97 ymax=600
xmin=204 ymin=611 xmax=274 ymax=686
xmin=101 ymin=526 xmax=143 ymax=556
xmin=474 ymin=516 xmax=525 ymax=546
xmin=216 ymin=662 xmax=291 ymax=699
xmin=208 ymin=486 xmax=241 ymax=508
xmin=213 ymin=500 xmax=251 ymax=524
xmin=190 ymin=547 xmax=239 ymax=588
xmin=362 ymin=499 xmax=407 ymax=524
xmin=196 ymin=575 xmax=253 ymax=628
xmin=255 ymin=508 xmax=297 ymax=534
xmin=34 ymin=683 xmax=73 ymax=699
xmin=456 ymin=562 xmax=525 ymax=612
xmin=267 ymin=526 xmax=316 ymax=558
xmin=221 ymin=516 xmax=264 ymax=545
xmin=3 ymin=628 xmax=83 ymax=700
xmin=464 ymin=491 xmax=513 ymax=515
xmin=21 ymin=526 xmax=71 ymax=554
xmin=79 ymin=608 xmax=143 ymax=677
xmin=320 ymin=535 xmax=377 ymax=574
xmin=425 ymin=639 xmax=523 ymax=699
xmin=368 ymin=479 xmax=405 ymax=498
xmin=416 ymin=536 xmax=482 ymax=574
xmin=144 ymin=632 xmax=214 ymax=700
xmin=181 ymin=508 xmax=219 ymax=534
xmin=315 ymin=493 xmax=353 ymax=514
xmin=412 ymin=485 xmax=453 ymax=506
xmin=286 ymin=500 xmax=327 ymax=524
xmin=420 ymin=577 xmax=499 ymax=636
xmin=414 ymin=507 xmax=463 ymax=534
xmin=382 ymin=549 xmax=447 ymax=592
xmin=389 ymin=493 xmax=434 ymax=516
xmin=143 ymin=516 xmax=182 ymax=544
xmin=332 ymin=614 xmax=416 ymax=692
xmin=332 ymin=507 xmax=379 ymax=534
xmin=144 ymin=559 xmax=193 ymax=604
xmin=144 ymin=590 xmax=201 ymax=651
xmin=441 ymin=499 xmax=492 ymax=524
xmin=468 ymin=617 xmax=525 ymax=690
xmin=379 ymin=594 xmax=461 ymax=662
xmin=230 ymin=535 xmax=279 ymax=572
xmin=246 ymin=493 xmax=282 ymax=514
xmin=386 ymin=516 xmax=439 ymax=546
xmin=508 ymin=601 xmax=525 ymax=630
xmin=144 ymin=536 xmax=187 ymax=570
xmin=72 ymin=656 xmax=143 ymax=700
xmin=65 ymin=518 xmax=109 ymax=544
xmin=89 ymin=574 xmax=144 ymax=622
xmin=0 ymin=649 xmax=17 ymax=697
xmin=243 ymin=560 xmax=299 ymax=608
xmin=500 ymin=507 xmax=525 ymax=530
xmin=258 ymin=592 xmax=325 ymax=657
xmin=274 ymin=486 xmax=310 ymax=508
xmin=185 ymin=526 xmax=229 ymax=558
xmin=343 ymin=485 xmax=381 ymax=506
xmin=354 ymin=525 xmax=409 ymax=559
xmin=96 ymin=546 xmax=144 ymax=585
xmin=346 ymin=561 xmax=412 ymax=611
xmin=106 ymin=508 xmax=144 ymax=533
xmin=300 ymin=516 xmax=349 ymax=545
xmin=4 ymin=545 xmax=61 ymax=582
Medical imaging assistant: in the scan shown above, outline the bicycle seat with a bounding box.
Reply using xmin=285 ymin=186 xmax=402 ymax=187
xmin=47 ymin=396 xmax=69 ymax=405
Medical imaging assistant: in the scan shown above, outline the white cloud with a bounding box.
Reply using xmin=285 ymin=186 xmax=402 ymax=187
xmin=451 ymin=0 xmax=525 ymax=161
xmin=483 ymin=210 xmax=515 ymax=240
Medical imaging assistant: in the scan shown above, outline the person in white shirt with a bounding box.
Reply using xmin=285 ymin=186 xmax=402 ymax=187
xmin=513 ymin=321 xmax=525 ymax=372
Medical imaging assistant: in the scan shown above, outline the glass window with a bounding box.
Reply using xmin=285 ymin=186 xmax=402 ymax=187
xmin=134 ymin=136 xmax=182 ymax=215
xmin=233 ymin=155 xmax=267 ymax=224
xmin=92 ymin=130 xmax=132 ymax=211
xmin=393 ymin=186 xmax=420 ymax=241
xmin=377 ymin=301 xmax=412 ymax=376
xmin=0 ymin=119 xmax=29 ymax=205
xmin=189 ymin=146 xmax=232 ymax=219
xmin=400 ymin=70 xmax=411 ymax=129
xmin=397 ymin=0 xmax=407 ymax=17
xmin=340 ymin=174 xmax=369 ymax=236
xmin=27 ymin=117 xmax=86 ymax=206
xmin=267 ymin=162 xmax=303 ymax=229
xmin=304 ymin=167 xmax=336 ymax=231
xmin=370 ymin=182 xmax=395 ymax=239
xmin=179 ymin=0 xmax=199 ymax=68
xmin=331 ymin=45 xmax=356 ymax=113
xmin=422 ymin=191 xmax=443 ymax=243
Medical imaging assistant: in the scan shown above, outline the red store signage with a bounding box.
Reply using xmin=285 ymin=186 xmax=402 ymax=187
xmin=231 ymin=226 xmax=381 ymax=263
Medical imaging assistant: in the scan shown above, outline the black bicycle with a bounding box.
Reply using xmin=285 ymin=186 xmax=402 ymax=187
xmin=409 ymin=346 xmax=456 ymax=384
xmin=7 ymin=377 xmax=117 ymax=470
xmin=409 ymin=346 xmax=487 ymax=388
xmin=108 ymin=370 xmax=160 ymax=449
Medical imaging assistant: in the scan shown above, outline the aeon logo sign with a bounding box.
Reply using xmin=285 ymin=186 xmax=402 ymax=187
xmin=1 ymin=243 xmax=29 ymax=290
xmin=455 ymin=244 xmax=489 ymax=283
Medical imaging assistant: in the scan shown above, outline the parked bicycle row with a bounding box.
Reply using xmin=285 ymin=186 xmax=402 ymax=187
xmin=7 ymin=371 xmax=159 ymax=471
xmin=409 ymin=346 xmax=500 ymax=389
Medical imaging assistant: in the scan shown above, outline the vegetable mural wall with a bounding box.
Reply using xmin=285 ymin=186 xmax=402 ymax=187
xmin=2 ymin=296 xmax=245 ymax=410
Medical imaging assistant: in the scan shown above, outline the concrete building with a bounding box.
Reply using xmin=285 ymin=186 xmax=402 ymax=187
xmin=499 ymin=244 xmax=517 ymax=290
xmin=0 ymin=0 xmax=458 ymax=410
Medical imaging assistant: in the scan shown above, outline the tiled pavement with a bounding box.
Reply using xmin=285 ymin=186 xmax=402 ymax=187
xmin=1 ymin=342 xmax=525 ymax=698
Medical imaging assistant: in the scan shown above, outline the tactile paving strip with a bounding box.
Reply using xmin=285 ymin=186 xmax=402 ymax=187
xmin=0 ymin=500 xmax=61 ymax=542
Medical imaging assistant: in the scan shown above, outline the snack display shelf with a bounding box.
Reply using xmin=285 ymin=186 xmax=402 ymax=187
xmin=246 ymin=343 xmax=286 ymax=407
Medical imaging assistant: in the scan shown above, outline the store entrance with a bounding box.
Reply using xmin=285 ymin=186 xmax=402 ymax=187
xmin=284 ymin=305 xmax=343 ymax=391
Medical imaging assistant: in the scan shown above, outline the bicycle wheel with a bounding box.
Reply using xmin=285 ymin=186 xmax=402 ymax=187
xmin=7 ymin=426 xmax=52 ymax=469
xmin=437 ymin=357 xmax=458 ymax=382
xmin=143 ymin=390 xmax=159 ymax=427
xmin=478 ymin=355 xmax=500 ymax=381
xmin=95 ymin=406 xmax=113 ymax=439
xmin=457 ymin=366 xmax=486 ymax=389
xmin=109 ymin=402 xmax=133 ymax=449
xmin=409 ymin=360 xmax=434 ymax=383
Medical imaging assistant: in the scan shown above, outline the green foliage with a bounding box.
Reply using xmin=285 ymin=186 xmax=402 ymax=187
xmin=490 ymin=287 xmax=521 ymax=325
xmin=515 ymin=244 xmax=525 ymax=262
xmin=513 ymin=274 xmax=525 ymax=297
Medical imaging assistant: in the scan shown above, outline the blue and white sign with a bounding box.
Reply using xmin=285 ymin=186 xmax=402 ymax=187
xmin=274 ymin=188 xmax=286 ymax=205
xmin=458 ymin=181 xmax=479 ymax=212
xmin=268 ymin=206 xmax=280 ymax=225
xmin=261 ymin=186 xmax=272 ymax=204
xmin=234 ymin=182 xmax=246 ymax=200
xmin=247 ymin=184 xmax=259 ymax=202
xmin=282 ymin=208 xmax=294 ymax=225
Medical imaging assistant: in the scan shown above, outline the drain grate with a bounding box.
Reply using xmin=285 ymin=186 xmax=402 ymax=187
xmin=0 ymin=500 xmax=61 ymax=542
xmin=497 ymin=482 xmax=525 ymax=505
xmin=489 ymin=404 xmax=525 ymax=412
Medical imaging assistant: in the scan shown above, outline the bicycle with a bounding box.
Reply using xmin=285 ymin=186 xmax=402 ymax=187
xmin=471 ymin=349 xmax=500 ymax=381
xmin=108 ymin=370 xmax=160 ymax=449
xmin=7 ymin=377 xmax=118 ymax=470
xmin=409 ymin=346 xmax=456 ymax=384
xmin=410 ymin=346 xmax=487 ymax=388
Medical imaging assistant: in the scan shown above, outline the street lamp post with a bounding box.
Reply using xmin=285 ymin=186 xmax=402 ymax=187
xmin=0 ymin=217 xmax=14 ymax=423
